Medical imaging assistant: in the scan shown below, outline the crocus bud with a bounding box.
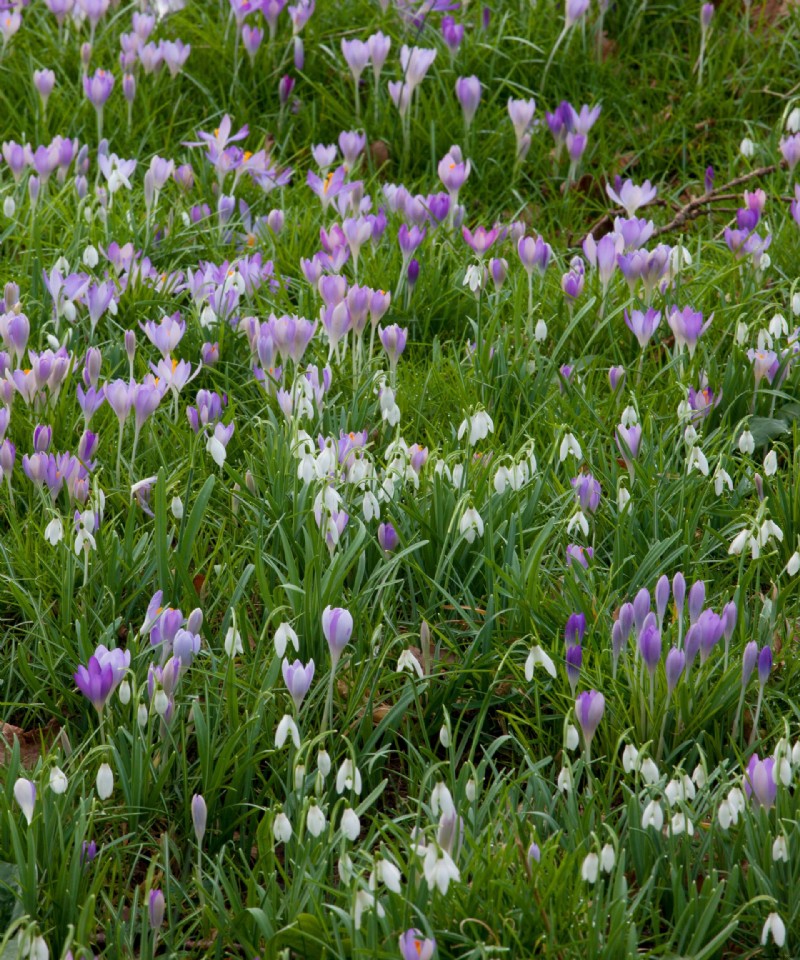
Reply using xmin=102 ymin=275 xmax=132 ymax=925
xmin=33 ymin=424 xmax=52 ymax=453
xmin=267 ymin=208 xmax=285 ymax=234
xmin=688 ymin=580 xmax=705 ymax=624
xmin=757 ymin=645 xmax=772 ymax=685
xmin=672 ymin=572 xmax=686 ymax=616
xmin=665 ymin=647 xmax=685 ymax=694
xmin=148 ymin=889 xmax=165 ymax=930
xmin=278 ymin=74 xmax=295 ymax=106
xmin=191 ymin=793 xmax=207 ymax=844
xmin=742 ymin=641 xmax=758 ymax=685
xmin=322 ymin=605 xmax=353 ymax=668
xmin=123 ymin=73 xmax=136 ymax=103
xmin=407 ymin=258 xmax=420 ymax=289
xmin=81 ymin=42 xmax=92 ymax=68
xmin=608 ymin=365 xmax=625 ymax=392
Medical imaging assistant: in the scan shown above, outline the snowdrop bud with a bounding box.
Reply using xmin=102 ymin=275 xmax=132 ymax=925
xmin=772 ymin=835 xmax=788 ymax=862
xmin=137 ymin=702 xmax=148 ymax=726
xmin=465 ymin=778 xmax=477 ymax=802
xmin=294 ymin=764 xmax=306 ymax=791
xmin=171 ymin=496 xmax=184 ymax=519
xmin=793 ymin=292 xmax=800 ymax=316
xmin=786 ymin=551 xmax=800 ymax=576
xmin=3 ymin=196 xmax=15 ymax=218
xmin=83 ymin=245 xmax=99 ymax=268
xmin=534 ymin=318 xmax=548 ymax=341
xmin=617 ymin=486 xmax=631 ymax=512
xmin=439 ymin=725 xmax=451 ymax=748
xmin=739 ymin=137 xmax=755 ymax=158
xmin=763 ymin=449 xmax=778 ymax=476
xmin=273 ymin=811 xmax=292 ymax=843
xmin=565 ymin=724 xmax=579 ymax=751
xmin=788 ymin=107 xmax=800 ymax=133
xmin=306 ymin=803 xmax=326 ymax=837
xmin=600 ymin=844 xmax=615 ymax=873
xmin=117 ymin=679 xmax=131 ymax=704
xmin=153 ymin=689 xmax=169 ymax=716
xmin=738 ymin=429 xmax=755 ymax=455
xmin=96 ymin=762 xmax=114 ymax=800
xmin=581 ymin=852 xmax=599 ymax=884
xmin=341 ymin=807 xmax=360 ymax=841
xmin=317 ymin=749 xmax=331 ymax=777
xmin=49 ymin=766 xmax=68 ymax=794
xmin=735 ymin=320 xmax=748 ymax=345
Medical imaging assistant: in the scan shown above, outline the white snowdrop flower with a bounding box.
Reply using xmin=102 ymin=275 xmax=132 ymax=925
xmin=665 ymin=779 xmax=683 ymax=806
xmin=275 ymin=714 xmax=300 ymax=749
xmin=28 ymin=936 xmax=49 ymax=960
xmin=642 ymin=799 xmax=664 ymax=831
xmin=785 ymin=551 xmax=800 ymax=576
xmin=622 ymin=744 xmax=639 ymax=774
xmin=684 ymin=424 xmax=698 ymax=446
xmin=600 ymin=844 xmax=616 ymax=873
xmin=431 ymin=782 xmax=455 ymax=818
xmin=534 ymin=318 xmax=548 ymax=341
xmin=525 ymin=645 xmax=556 ymax=681
xmin=565 ymin=724 xmax=579 ymax=751
xmin=617 ymin=486 xmax=631 ymax=512
xmin=423 ymin=846 xmax=460 ymax=894
xmin=557 ymin=766 xmax=573 ymax=794
xmin=458 ymin=410 xmax=494 ymax=446
xmin=756 ymin=327 xmax=773 ymax=351
xmin=759 ymin=253 xmax=771 ymax=272
xmin=728 ymin=528 xmax=752 ymax=556
xmin=735 ymin=321 xmax=749 ymax=345
xmin=463 ymin=263 xmax=483 ymax=293
xmin=493 ymin=466 xmax=511 ymax=494
xmin=686 ymin=446 xmax=709 ymax=476
xmin=713 ymin=463 xmax=732 ymax=496
xmin=717 ymin=799 xmax=733 ymax=830
xmin=759 ymin=519 xmax=784 ymax=546
xmin=669 ymin=812 xmax=693 ymax=837
xmin=44 ymin=516 xmax=64 ymax=545
xmin=362 ymin=490 xmax=380 ymax=522
xmin=274 ymin=623 xmax=299 ymax=658
xmin=439 ymin=725 xmax=451 ymax=748
xmin=338 ymin=854 xmax=354 ymax=884
xmin=336 ymin=758 xmax=362 ymax=795
xmin=341 ymin=807 xmax=361 ymax=842
xmin=621 ymin=405 xmax=638 ymax=427
xmin=451 ymin=463 xmax=465 ymax=487
xmin=224 ymin=624 xmax=243 ymax=657
xmin=170 ymin=496 xmax=184 ymax=519
xmin=764 ymin=449 xmax=778 ymax=476
xmin=374 ymin=858 xmax=402 ymax=893
xmin=96 ymin=762 xmax=114 ymax=800
xmin=459 ymin=506 xmax=484 ymax=543
xmin=306 ymin=803 xmax=326 ymax=838
xmin=692 ymin=765 xmax=706 ymax=789
xmin=83 ymin=245 xmax=99 ymax=268
xmin=273 ymin=811 xmax=292 ymax=843
xmin=3 ymin=196 xmax=15 ymax=217
xmin=769 ymin=313 xmax=788 ymax=339
xmin=581 ymin=852 xmax=599 ymax=884
xmin=567 ymin=510 xmax=589 ymax=537
xmin=559 ymin=432 xmax=582 ymax=462
xmin=772 ymin=836 xmax=788 ymax=862
xmin=793 ymin=293 xmax=800 ymax=317
xmin=761 ymin=912 xmax=786 ymax=948
xmin=137 ymin=703 xmax=149 ymax=726
xmin=738 ymin=429 xmax=755 ymax=455
xmin=793 ymin=741 xmax=800 ymax=768
xmin=118 ymin=679 xmax=131 ymax=705
xmin=788 ymin=106 xmax=800 ymax=133
xmin=465 ymin=778 xmax=477 ymax=802
xmin=640 ymin=758 xmax=660 ymax=785
xmin=739 ymin=137 xmax=755 ymax=158
xmin=398 ymin=649 xmax=424 ymax=677
xmin=728 ymin=787 xmax=746 ymax=815
xmin=676 ymin=399 xmax=692 ymax=422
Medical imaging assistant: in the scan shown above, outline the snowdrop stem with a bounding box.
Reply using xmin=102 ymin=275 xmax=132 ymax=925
xmin=749 ymin=686 xmax=763 ymax=746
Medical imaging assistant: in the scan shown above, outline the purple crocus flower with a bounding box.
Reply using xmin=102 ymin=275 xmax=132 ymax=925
xmin=379 ymin=324 xmax=408 ymax=368
xmin=377 ymin=522 xmax=399 ymax=553
xmin=571 ymin=473 xmax=601 ymax=513
xmin=74 ymin=645 xmax=130 ymax=713
xmin=696 ymin=608 xmax=724 ymax=662
xmin=282 ymin=658 xmax=315 ymax=711
xmin=517 ymin=235 xmax=552 ymax=275
xmin=399 ymin=930 xmax=436 ymax=960
xmin=638 ymin=613 xmax=661 ymax=674
xmin=615 ymin=424 xmax=642 ymax=469
xmin=665 ymin=647 xmax=685 ymax=695
xmin=780 ymin=133 xmax=800 ymax=171
xmin=742 ymin=641 xmax=759 ymax=685
xmin=757 ymin=645 xmax=772 ymax=685
xmin=566 ymin=644 xmax=582 ymax=693
xmin=455 ymin=75 xmax=481 ymax=126
xmin=744 ymin=754 xmax=777 ymax=809
xmin=624 ymin=308 xmax=661 ymax=349
xmin=608 ymin=365 xmax=625 ymax=391
xmin=566 ymin=544 xmax=593 ymax=568
xmin=668 ymin=307 xmax=711 ymax=358
xmin=462 ymin=225 xmax=499 ymax=255
xmin=575 ymin=689 xmax=605 ymax=750
xmin=148 ymin=889 xmax=165 ymax=930
xmin=606 ymin=179 xmax=657 ymax=217
xmin=322 ymin=605 xmax=353 ymax=668
xmin=83 ymin=68 xmax=114 ymax=107
xmin=565 ymin=612 xmax=586 ymax=646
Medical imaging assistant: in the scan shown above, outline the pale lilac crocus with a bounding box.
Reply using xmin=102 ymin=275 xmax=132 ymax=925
xmin=282 ymin=658 xmax=315 ymax=711
xmin=455 ymin=75 xmax=481 ymax=126
xmin=322 ymin=605 xmax=353 ymax=668
xmin=399 ymin=930 xmax=435 ymax=960
xmin=606 ymin=178 xmax=657 ymax=217
xmin=575 ymin=689 xmax=604 ymax=760
xmin=668 ymin=306 xmax=711 ymax=358
xmin=379 ymin=324 xmax=408 ymax=370
xmin=624 ymin=307 xmax=661 ymax=349
xmin=744 ymin=754 xmax=776 ymax=809
xmin=507 ymin=97 xmax=535 ymax=160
